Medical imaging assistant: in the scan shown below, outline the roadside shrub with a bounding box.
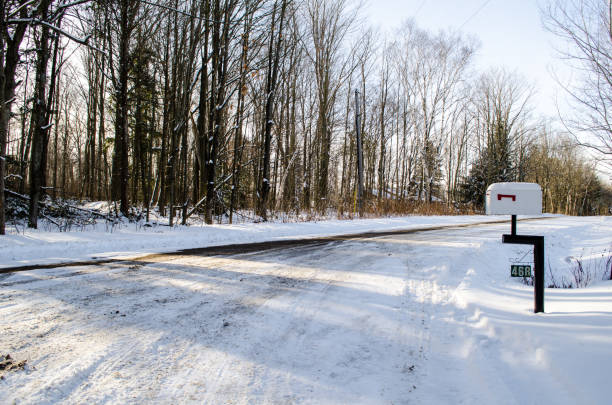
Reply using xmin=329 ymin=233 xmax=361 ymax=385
xmin=532 ymin=247 xmax=612 ymax=288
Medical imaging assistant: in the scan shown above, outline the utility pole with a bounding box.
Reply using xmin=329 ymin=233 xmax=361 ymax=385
xmin=354 ymin=90 xmax=364 ymax=217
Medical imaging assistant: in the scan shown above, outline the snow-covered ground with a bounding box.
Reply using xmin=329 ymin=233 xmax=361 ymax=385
xmin=1 ymin=215 xmax=611 ymax=403
xmin=2 ymin=214 xmax=512 ymax=269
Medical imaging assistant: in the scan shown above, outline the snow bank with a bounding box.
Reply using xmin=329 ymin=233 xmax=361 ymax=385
xmin=416 ymin=216 xmax=612 ymax=404
xmin=2 ymin=215 xmax=519 ymax=269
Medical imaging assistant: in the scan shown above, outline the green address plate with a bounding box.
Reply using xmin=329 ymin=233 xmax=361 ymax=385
xmin=511 ymin=265 xmax=532 ymax=277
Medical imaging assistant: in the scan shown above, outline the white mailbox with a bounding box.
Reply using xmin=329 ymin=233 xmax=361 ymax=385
xmin=485 ymin=182 xmax=542 ymax=215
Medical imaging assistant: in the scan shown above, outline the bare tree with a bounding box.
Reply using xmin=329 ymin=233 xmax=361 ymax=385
xmin=203 ymin=0 xmax=238 ymax=224
xmin=228 ymin=0 xmax=259 ymax=223
xmin=1 ymin=0 xmax=608 ymax=229
xmin=393 ymin=21 xmax=475 ymax=202
xmin=543 ymin=0 xmax=612 ymax=168
xmin=304 ymin=0 xmax=361 ymax=212
xmin=461 ymin=69 xmax=534 ymax=207
xmin=257 ymin=0 xmax=288 ymax=220
xmin=28 ymin=0 xmax=56 ymax=228
xmin=526 ymin=131 xmax=605 ymax=215
xmin=0 ymin=0 xmax=30 ymax=233
xmin=106 ymin=0 xmax=141 ymax=216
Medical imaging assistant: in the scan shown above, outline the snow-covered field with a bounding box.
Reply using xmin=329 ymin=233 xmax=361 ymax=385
xmin=1 ymin=215 xmax=611 ymax=404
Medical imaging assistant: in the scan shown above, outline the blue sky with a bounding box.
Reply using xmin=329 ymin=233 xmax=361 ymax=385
xmin=365 ymin=0 xmax=570 ymax=119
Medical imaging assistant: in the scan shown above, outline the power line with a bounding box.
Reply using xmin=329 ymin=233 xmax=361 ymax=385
xmin=458 ymin=0 xmax=493 ymax=30
xmin=413 ymin=0 xmax=428 ymax=18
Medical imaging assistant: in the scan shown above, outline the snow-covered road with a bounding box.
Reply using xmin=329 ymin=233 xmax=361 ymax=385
xmin=1 ymin=217 xmax=611 ymax=404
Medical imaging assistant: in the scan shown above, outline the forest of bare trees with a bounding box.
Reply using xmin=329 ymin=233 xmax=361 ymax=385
xmin=1 ymin=0 xmax=610 ymax=234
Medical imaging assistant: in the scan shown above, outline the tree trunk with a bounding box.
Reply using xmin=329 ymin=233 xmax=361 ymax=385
xmin=111 ymin=0 xmax=135 ymax=216
xmin=258 ymin=0 xmax=287 ymax=221
xmin=229 ymin=2 xmax=251 ymax=224
xmin=0 ymin=0 xmax=6 ymax=235
xmin=0 ymin=1 xmax=28 ymax=233
xmin=158 ymin=20 xmax=171 ymax=217
xmin=204 ymin=0 xmax=232 ymax=224
xmin=28 ymin=0 xmax=52 ymax=228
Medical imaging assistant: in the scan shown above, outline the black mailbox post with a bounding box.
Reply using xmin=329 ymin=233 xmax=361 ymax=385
xmin=502 ymin=233 xmax=545 ymax=313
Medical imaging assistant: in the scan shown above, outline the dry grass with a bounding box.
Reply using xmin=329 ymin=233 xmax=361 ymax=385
xmin=335 ymin=198 xmax=480 ymax=219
